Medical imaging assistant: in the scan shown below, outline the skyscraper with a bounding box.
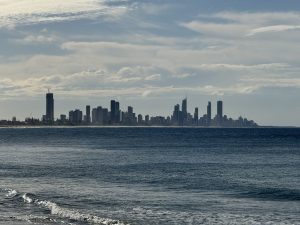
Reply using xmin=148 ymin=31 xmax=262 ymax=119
xmin=86 ymin=105 xmax=91 ymax=124
xmin=110 ymin=100 xmax=116 ymax=123
xmin=172 ymin=104 xmax=180 ymax=125
xmin=194 ymin=107 xmax=199 ymax=125
xmin=46 ymin=92 xmax=54 ymax=123
xmin=115 ymin=101 xmax=120 ymax=123
xmin=217 ymin=100 xmax=223 ymax=125
xmin=182 ymin=98 xmax=187 ymax=125
xmin=207 ymin=101 xmax=211 ymax=126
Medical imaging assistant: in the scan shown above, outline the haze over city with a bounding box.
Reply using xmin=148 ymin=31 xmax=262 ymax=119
xmin=1 ymin=0 xmax=300 ymax=126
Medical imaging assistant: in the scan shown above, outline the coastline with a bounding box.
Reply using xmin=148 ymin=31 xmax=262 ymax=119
xmin=0 ymin=125 xmax=298 ymax=129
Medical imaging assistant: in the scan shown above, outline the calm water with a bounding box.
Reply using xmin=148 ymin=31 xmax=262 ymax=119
xmin=0 ymin=127 xmax=299 ymax=225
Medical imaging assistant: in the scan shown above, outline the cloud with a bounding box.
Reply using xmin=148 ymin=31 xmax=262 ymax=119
xmin=1 ymin=62 xmax=300 ymax=100
xmin=0 ymin=0 xmax=129 ymax=28
xmin=182 ymin=11 xmax=300 ymax=39
xmin=247 ymin=25 xmax=300 ymax=36
xmin=181 ymin=21 xmax=247 ymax=38
xmin=15 ymin=33 xmax=58 ymax=45
xmin=192 ymin=63 xmax=290 ymax=71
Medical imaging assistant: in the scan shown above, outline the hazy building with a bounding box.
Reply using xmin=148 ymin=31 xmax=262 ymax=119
xmin=95 ymin=106 xmax=103 ymax=125
xmin=92 ymin=108 xmax=97 ymax=124
xmin=172 ymin=104 xmax=180 ymax=125
xmin=60 ymin=114 xmax=67 ymax=122
xmin=194 ymin=107 xmax=199 ymax=125
xmin=69 ymin=110 xmax=74 ymax=123
xmin=115 ymin=101 xmax=120 ymax=123
xmin=85 ymin=105 xmax=91 ymax=124
xmin=110 ymin=100 xmax=116 ymax=123
xmin=46 ymin=92 xmax=54 ymax=123
xmin=102 ymin=108 xmax=109 ymax=125
xmin=110 ymin=100 xmax=120 ymax=124
xmin=123 ymin=106 xmax=136 ymax=125
xmin=217 ymin=101 xmax=223 ymax=126
xmin=69 ymin=109 xmax=82 ymax=124
xmin=145 ymin=115 xmax=150 ymax=124
xmin=207 ymin=101 xmax=211 ymax=126
xmin=138 ymin=114 xmax=143 ymax=124
xmin=182 ymin=98 xmax=187 ymax=125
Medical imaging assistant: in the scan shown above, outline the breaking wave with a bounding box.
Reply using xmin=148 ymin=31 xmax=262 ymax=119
xmin=1 ymin=188 xmax=129 ymax=225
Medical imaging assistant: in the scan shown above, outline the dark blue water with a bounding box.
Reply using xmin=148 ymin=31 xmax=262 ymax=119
xmin=0 ymin=127 xmax=299 ymax=224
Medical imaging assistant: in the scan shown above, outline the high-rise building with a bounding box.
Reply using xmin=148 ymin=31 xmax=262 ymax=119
xmin=115 ymin=101 xmax=120 ymax=123
xmin=110 ymin=100 xmax=120 ymax=124
xmin=85 ymin=105 xmax=91 ymax=124
xmin=217 ymin=100 xmax=223 ymax=125
xmin=69 ymin=109 xmax=82 ymax=124
xmin=110 ymin=100 xmax=116 ymax=123
xmin=172 ymin=104 xmax=180 ymax=125
xmin=145 ymin=115 xmax=150 ymax=124
xmin=182 ymin=98 xmax=187 ymax=125
xmin=138 ymin=114 xmax=143 ymax=124
xmin=96 ymin=106 xmax=103 ymax=125
xmin=46 ymin=92 xmax=54 ymax=123
xmin=92 ymin=108 xmax=97 ymax=124
xmin=207 ymin=101 xmax=211 ymax=126
xmin=194 ymin=107 xmax=199 ymax=125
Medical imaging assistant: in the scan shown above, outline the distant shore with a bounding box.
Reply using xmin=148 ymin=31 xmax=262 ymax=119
xmin=0 ymin=125 xmax=298 ymax=129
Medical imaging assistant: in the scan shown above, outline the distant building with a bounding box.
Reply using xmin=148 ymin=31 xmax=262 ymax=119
xmin=85 ymin=105 xmax=91 ymax=124
xmin=69 ymin=109 xmax=82 ymax=125
xmin=207 ymin=101 xmax=211 ymax=126
xmin=60 ymin=114 xmax=67 ymax=122
xmin=110 ymin=100 xmax=120 ymax=124
xmin=46 ymin=92 xmax=54 ymax=123
xmin=110 ymin=100 xmax=116 ymax=124
xmin=182 ymin=98 xmax=187 ymax=125
xmin=145 ymin=115 xmax=150 ymax=124
xmin=92 ymin=108 xmax=97 ymax=124
xmin=172 ymin=104 xmax=180 ymax=125
xmin=194 ymin=107 xmax=199 ymax=125
xmin=138 ymin=114 xmax=143 ymax=124
xmin=217 ymin=101 xmax=223 ymax=126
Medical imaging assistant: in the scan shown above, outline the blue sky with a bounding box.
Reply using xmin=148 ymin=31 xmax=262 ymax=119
xmin=1 ymin=0 xmax=300 ymax=125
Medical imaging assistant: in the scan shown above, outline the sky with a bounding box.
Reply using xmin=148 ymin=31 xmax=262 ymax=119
xmin=1 ymin=0 xmax=300 ymax=126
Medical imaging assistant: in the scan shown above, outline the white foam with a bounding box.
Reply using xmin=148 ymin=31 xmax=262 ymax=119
xmin=2 ymin=188 xmax=128 ymax=224
xmin=22 ymin=193 xmax=33 ymax=203
xmin=5 ymin=189 xmax=18 ymax=197
xmin=37 ymin=200 xmax=128 ymax=225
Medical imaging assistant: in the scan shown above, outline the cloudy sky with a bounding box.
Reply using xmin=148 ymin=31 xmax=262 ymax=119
xmin=1 ymin=0 xmax=300 ymax=125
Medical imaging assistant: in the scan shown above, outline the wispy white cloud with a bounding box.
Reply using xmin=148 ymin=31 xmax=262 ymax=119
xmin=247 ymin=25 xmax=300 ymax=36
xmin=0 ymin=0 xmax=129 ymax=28
xmin=182 ymin=11 xmax=300 ymax=38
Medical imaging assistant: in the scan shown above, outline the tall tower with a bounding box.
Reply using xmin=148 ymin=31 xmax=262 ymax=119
xmin=194 ymin=107 xmax=199 ymax=125
xmin=217 ymin=100 xmax=223 ymax=125
xmin=110 ymin=100 xmax=116 ymax=123
xmin=46 ymin=92 xmax=54 ymax=123
xmin=86 ymin=105 xmax=91 ymax=124
xmin=182 ymin=98 xmax=187 ymax=125
xmin=207 ymin=101 xmax=211 ymax=126
xmin=115 ymin=101 xmax=120 ymax=123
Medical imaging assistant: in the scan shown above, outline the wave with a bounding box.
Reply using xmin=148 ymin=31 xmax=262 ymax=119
xmin=239 ymin=187 xmax=300 ymax=201
xmin=1 ymin=188 xmax=129 ymax=225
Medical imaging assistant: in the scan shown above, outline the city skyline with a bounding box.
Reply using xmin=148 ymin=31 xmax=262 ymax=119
xmin=40 ymin=92 xmax=257 ymax=127
xmin=0 ymin=91 xmax=257 ymax=127
xmin=0 ymin=1 xmax=300 ymax=126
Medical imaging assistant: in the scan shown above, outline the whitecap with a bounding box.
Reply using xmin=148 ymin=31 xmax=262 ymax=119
xmin=5 ymin=189 xmax=18 ymax=197
xmin=22 ymin=193 xmax=33 ymax=203
xmin=37 ymin=200 xmax=128 ymax=225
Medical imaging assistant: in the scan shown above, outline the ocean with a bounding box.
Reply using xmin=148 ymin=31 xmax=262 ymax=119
xmin=0 ymin=127 xmax=299 ymax=225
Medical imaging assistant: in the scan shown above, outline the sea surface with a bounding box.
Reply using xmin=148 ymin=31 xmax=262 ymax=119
xmin=0 ymin=127 xmax=299 ymax=225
